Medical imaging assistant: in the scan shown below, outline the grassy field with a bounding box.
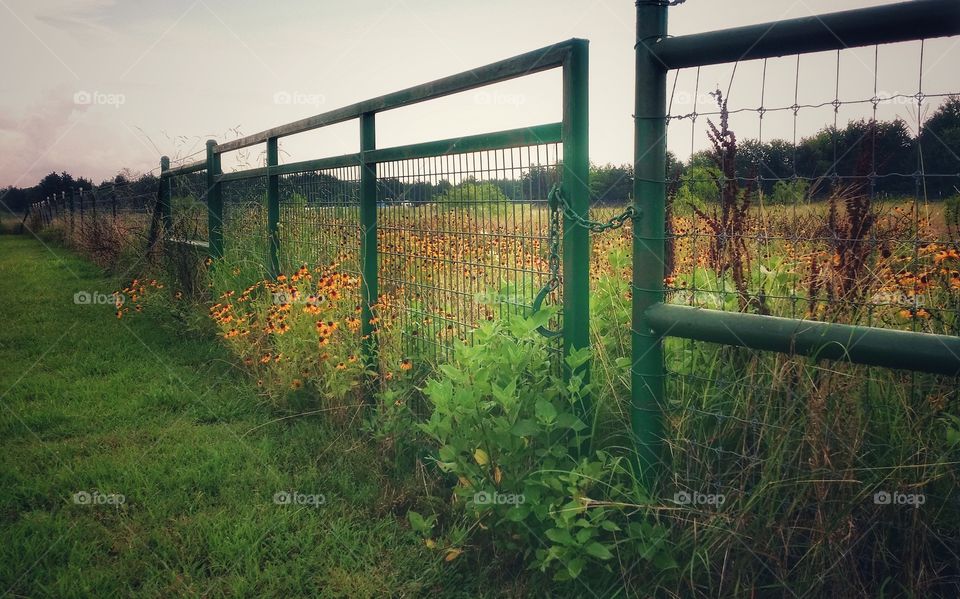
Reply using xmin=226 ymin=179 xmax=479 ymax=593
xmin=14 ymin=178 xmax=960 ymax=596
xmin=0 ymin=235 xmax=531 ymax=598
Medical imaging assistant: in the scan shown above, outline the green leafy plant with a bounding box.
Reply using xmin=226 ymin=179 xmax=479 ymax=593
xmin=417 ymin=310 xmax=675 ymax=581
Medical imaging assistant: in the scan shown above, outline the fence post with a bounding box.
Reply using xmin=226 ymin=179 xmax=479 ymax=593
xmin=148 ymin=156 xmax=172 ymax=251
xmin=206 ymin=139 xmax=223 ymax=261
xmin=562 ymin=39 xmax=591 ymax=407
xmin=359 ymin=112 xmax=378 ymax=398
xmin=266 ymin=137 xmax=280 ymax=278
xmin=633 ymin=1 xmax=668 ymax=485
xmin=69 ymin=188 xmax=75 ymax=234
xmin=159 ymin=156 xmax=172 ymax=234
xmin=111 ymin=183 xmax=117 ymax=222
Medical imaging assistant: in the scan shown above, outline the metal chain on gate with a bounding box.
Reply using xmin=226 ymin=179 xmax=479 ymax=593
xmin=531 ymin=183 xmax=637 ymax=337
xmin=550 ymin=184 xmax=637 ymax=234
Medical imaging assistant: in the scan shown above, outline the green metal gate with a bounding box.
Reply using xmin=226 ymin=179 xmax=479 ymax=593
xmin=632 ymin=0 xmax=960 ymax=483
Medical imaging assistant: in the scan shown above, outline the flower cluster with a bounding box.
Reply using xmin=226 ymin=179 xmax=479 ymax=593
xmin=115 ymin=278 xmax=164 ymax=318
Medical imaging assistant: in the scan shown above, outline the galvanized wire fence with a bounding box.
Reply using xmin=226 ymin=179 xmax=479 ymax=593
xmin=664 ymin=54 xmax=959 ymax=330
xmin=625 ymin=1 xmax=960 ymax=594
xmin=182 ymin=144 xmax=564 ymax=365
xmin=376 ymin=146 xmax=562 ymax=363
xmin=167 ymin=169 xmax=208 ymax=244
xmin=15 ymin=5 xmax=960 ymax=593
xmin=221 ymin=176 xmax=269 ymax=271
xmin=146 ymin=41 xmax=590 ymax=385
xmin=26 ymin=179 xmax=156 ymax=262
xmin=278 ymin=167 xmax=361 ymax=297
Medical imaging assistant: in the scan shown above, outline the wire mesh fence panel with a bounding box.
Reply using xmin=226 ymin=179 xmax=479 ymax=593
xmin=221 ymin=176 xmax=268 ymax=277
xmin=659 ymin=53 xmax=960 ymax=407
xmin=271 ymin=166 xmax=364 ymax=358
xmin=630 ymin=25 xmax=960 ymax=596
xmin=278 ymin=167 xmax=361 ymax=276
xmin=376 ymin=144 xmax=562 ymax=365
xmin=169 ymin=171 xmax=209 ymax=243
xmin=51 ymin=181 xmax=156 ymax=264
xmin=663 ymin=47 xmax=959 ymax=335
xmin=113 ymin=182 xmax=156 ymax=239
xmin=159 ymin=166 xmax=209 ymax=296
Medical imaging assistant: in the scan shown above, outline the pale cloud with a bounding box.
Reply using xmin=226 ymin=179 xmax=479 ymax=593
xmin=0 ymin=90 xmax=88 ymax=186
xmin=34 ymin=0 xmax=118 ymax=35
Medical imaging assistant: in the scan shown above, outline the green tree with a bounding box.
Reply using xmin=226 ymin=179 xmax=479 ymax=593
xmin=919 ymin=96 xmax=960 ymax=198
xmin=676 ymin=164 xmax=721 ymax=208
xmin=589 ymin=163 xmax=633 ymax=205
xmin=435 ymin=180 xmax=511 ymax=205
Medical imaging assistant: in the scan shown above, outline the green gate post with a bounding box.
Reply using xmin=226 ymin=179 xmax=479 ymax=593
xmin=266 ymin=137 xmax=280 ymax=278
xmin=359 ymin=112 xmax=378 ymax=399
xmin=159 ymin=156 xmax=172 ymax=234
xmin=562 ymin=39 xmax=591 ymax=407
xmin=206 ymin=139 xmax=223 ymax=261
xmin=633 ymin=2 xmax=668 ymax=486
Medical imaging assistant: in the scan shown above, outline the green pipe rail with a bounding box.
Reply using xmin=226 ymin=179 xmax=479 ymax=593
xmin=633 ymin=0 xmax=960 ymax=485
xmin=159 ymin=38 xmax=591 ymax=387
xmin=653 ymin=0 xmax=960 ymax=70
xmin=647 ymin=304 xmax=960 ymax=378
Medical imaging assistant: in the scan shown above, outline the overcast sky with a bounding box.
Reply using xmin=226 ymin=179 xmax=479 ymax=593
xmin=0 ymin=0 xmax=957 ymax=186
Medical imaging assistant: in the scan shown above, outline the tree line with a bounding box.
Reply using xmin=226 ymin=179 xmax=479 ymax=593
xmin=591 ymin=96 xmax=960 ymax=204
xmin=4 ymin=97 xmax=957 ymax=215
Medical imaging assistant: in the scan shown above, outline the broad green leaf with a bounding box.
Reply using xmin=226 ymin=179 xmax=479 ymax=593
xmin=535 ymin=400 xmax=557 ymax=424
xmin=545 ymin=527 xmax=575 ymax=546
xmin=511 ymin=419 xmax=539 ymax=437
xmin=566 ymin=557 xmax=586 ymax=578
xmin=585 ymin=542 xmax=614 ymax=560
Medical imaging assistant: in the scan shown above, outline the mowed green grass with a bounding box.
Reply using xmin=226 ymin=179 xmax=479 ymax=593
xmin=0 ymin=235 xmax=521 ymax=598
